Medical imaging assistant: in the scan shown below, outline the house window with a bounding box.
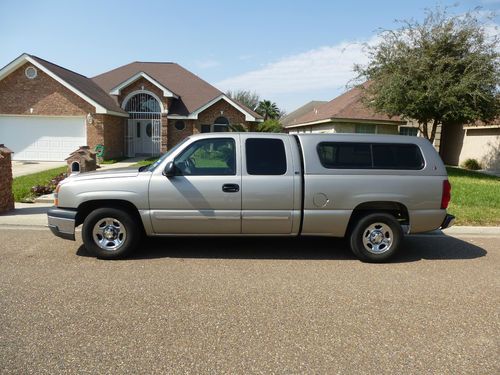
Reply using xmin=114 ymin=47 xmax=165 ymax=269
xmin=175 ymin=120 xmax=186 ymax=131
xmin=355 ymin=124 xmax=376 ymax=134
xmin=213 ymin=116 xmax=229 ymax=132
xmin=399 ymin=127 xmax=418 ymax=136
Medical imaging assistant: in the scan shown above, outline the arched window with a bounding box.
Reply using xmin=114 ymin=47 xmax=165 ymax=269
xmin=212 ymin=116 xmax=229 ymax=132
xmin=125 ymin=92 xmax=161 ymax=114
xmin=214 ymin=116 xmax=229 ymax=125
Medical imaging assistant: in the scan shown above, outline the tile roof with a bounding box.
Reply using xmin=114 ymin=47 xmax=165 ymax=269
xmin=29 ymin=55 xmax=127 ymax=115
xmin=290 ymin=85 xmax=403 ymax=126
xmin=282 ymin=101 xmax=327 ymax=127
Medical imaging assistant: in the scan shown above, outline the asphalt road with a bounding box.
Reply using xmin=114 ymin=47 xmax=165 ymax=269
xmin=0 ymin=228 xmax=498 ymax=374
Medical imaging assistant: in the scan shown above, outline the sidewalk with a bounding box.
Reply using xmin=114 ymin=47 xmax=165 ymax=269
xmin=1 ymin=203 xmax=499 ymax=236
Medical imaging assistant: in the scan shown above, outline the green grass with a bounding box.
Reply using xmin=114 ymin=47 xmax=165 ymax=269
xmin=12 ymin=166 xmax=67 ymax=202
xmin=132 ymin=157 xmax=158 ymax=167
xmin=446 ymin=167 xmax=500 ymax=226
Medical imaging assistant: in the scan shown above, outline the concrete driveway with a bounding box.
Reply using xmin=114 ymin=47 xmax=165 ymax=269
xmin=12 ymin=160 xmax=65 ymax=177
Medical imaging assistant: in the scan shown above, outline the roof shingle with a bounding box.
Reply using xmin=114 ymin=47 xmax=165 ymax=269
xmin=290 ymin=85 xmax=403 ymax=126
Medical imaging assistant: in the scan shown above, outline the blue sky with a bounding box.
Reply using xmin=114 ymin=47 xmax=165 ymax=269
xmin=0 ymin=0 xmax=498 ymax=112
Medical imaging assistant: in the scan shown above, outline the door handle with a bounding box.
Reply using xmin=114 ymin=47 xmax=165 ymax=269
xmin=222 ymin=183 xmax=240 ymax=193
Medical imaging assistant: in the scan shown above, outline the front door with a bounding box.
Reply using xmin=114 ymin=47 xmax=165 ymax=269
xmin=149 ymin=135 xmax=241 ymax=234
xmin=134 ymin=120 xmax=153 ymax=154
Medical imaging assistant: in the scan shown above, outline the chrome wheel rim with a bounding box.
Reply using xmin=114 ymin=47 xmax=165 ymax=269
xmin=92 ymin=217 xmax=127 ymax=251
xmin=362 ymin=222 xmax=393 ymax=254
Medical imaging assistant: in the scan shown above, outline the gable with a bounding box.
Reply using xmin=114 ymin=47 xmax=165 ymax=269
xmin=0 ymin=54 xmax=128 ymax=116
xmin=0 ymin=62 xmax=94 ymax=116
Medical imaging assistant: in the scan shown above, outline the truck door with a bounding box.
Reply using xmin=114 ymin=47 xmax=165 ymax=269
xmin=240 ymin=135 xmax=297 ymax=234
xmin=148 ymin=135 xmax=241 ymax=234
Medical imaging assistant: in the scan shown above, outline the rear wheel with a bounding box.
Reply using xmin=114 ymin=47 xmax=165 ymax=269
xmin=82 ymin=208 xmax=140 ymax=259
xmin=349 ymin=213 xmax=403 ymax=262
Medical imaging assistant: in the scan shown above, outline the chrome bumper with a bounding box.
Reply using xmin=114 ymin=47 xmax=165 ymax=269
xmin=440 ymin=214 xmax=455 ymax=230
xmin=47 ymin=207 xmax=77 ymax=241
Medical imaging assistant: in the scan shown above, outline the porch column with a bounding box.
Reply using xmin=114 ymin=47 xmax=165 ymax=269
xmin=161 ymin=114 xmax=169 ymax=152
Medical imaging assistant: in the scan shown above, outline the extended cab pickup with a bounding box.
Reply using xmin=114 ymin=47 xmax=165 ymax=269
xmin=48 ymin=133 xmax=454 ymax=262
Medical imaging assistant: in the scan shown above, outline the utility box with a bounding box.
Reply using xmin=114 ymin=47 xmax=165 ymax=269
xmin=66 ymin=146 xmax=97 ymax=175
xmin=0 ymin=144 xmax=14 ymax=213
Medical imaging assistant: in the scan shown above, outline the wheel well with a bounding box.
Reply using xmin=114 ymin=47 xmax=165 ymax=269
xmin=75 ymin=200 xmax=144 ymax=231
xmin=346 ymin=201 xmax=409 ymax=234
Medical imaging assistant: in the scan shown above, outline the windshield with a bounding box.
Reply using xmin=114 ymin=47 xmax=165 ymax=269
xmin=143 ymin=138 xmax=190 ymax=172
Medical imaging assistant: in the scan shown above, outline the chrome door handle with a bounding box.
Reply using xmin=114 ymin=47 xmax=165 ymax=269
xmin=222 ymin=184 xmax=240 ymax=193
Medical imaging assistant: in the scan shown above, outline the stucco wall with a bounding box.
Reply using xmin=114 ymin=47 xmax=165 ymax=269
xmin=288 ymin=121 xmax=398 ymax=134
xmin=459 ymin=128 xmax=500 ymax=170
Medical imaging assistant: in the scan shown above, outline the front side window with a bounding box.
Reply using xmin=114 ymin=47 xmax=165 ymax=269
xmin=174 ymin=138 xmax=236 ymax=176
xmin=246 ymin=138 xmax=287 ymax=175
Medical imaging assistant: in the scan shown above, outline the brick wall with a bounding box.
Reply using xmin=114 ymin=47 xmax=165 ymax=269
xmin=88 ymin=114 xmax=126 ymax=159
xmin=195 ymin=100 xmax=247 ymax=132
xmin=0 ymin=145 xmax=14 ymax=213
xmin=168 ymin=120 xmax=195 ymax=149
xmin=0 ymin=63 xmax=94 ymax=115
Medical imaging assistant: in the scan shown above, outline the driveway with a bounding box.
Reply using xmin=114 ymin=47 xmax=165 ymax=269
xmin=0 ymin=229 xmax=498 ymax=374
xmin=12 ymin=160 xmax=65 ymax=177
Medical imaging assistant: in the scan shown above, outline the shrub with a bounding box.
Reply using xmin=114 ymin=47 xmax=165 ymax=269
xmin=462 ymin=158 xmax=482 ymax=171
xmin=30 ymin=172 xmax=67 ymax=197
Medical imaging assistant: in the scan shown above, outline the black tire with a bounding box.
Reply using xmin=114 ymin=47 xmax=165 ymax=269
xmin=82 ymin=208 xmax=140 ymax=259
xmin=349 ymin=213 xmax=403 ymax=263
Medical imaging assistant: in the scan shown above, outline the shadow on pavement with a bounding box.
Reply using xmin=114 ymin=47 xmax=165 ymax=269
xmin=0 ymin=206 xmax=50 ymax=216
xmin=76 ymin=234 xmax=487 ymax=263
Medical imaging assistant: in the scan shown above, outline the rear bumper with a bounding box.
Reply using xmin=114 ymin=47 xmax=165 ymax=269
xmin=47 ymin=207 xmax=77 ymax=241
xmin=440 ymin=214 xmax=455 ymax=230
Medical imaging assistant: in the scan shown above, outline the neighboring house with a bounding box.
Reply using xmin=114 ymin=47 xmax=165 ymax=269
xmin=284 ymin=85 xmax=406 ymax=135
xmin=439 ymin=120 xmax=500 ymax=170
xmin=0 ymin=53 xmax=262 ymax=161
xmin=281 ymin=101 xmax=326 ymax=128
xmin=285 ymin=85 xmax=500 ymax=170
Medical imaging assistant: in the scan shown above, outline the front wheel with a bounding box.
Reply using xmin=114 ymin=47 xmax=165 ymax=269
xmin=82 ymin=208 xmax=140 ymax=259
xmin=349 ymin=213 xmax=403 ymax=263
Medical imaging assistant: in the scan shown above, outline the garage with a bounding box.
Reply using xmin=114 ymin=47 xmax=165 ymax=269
xmin=0 ymin=116 xmax=86 ymax=161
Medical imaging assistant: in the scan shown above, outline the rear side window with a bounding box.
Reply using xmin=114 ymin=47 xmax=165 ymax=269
xmin=372 ymin=144 xmax=424 ymax=169
xmin=317 ymin=142 xmax=424 ymax=170
xmin=246 ymin=138 xmax=287 ymax=175
xmin=317 ymin=143 xmax=372 ymax=168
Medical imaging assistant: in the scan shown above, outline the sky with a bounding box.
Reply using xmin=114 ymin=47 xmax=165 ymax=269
xmin=0 ymin=0 xmax=498 ymax=112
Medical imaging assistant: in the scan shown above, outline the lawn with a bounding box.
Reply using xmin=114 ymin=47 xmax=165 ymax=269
xmin=133 ymin=157 xmax=158 ymax=167
xmin=12 ymin=166 xmax=67 ymax=202
xmin=446 ymin=167 xmax=500 ymax=226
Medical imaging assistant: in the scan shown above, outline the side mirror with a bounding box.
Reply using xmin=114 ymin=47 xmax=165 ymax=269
xmin=163 ymin=161 xmax=176 ymax=177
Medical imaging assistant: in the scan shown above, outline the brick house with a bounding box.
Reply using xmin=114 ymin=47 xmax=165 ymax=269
xmin=0 ymin=53 xmax=262 ymax=161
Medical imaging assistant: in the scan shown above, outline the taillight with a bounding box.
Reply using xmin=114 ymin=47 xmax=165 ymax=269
xmin=441 ymin=180 xmax=451 ymax=209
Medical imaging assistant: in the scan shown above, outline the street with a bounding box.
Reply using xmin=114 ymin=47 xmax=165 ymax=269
xmin=0 ymin=228 xmax=499 ymax=374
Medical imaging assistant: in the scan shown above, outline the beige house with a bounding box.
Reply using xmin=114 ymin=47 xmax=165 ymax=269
xmin=283 ymin=86 xmax=407 ymax=136
xmin=285 ymin=86 xmax=500 ymax=170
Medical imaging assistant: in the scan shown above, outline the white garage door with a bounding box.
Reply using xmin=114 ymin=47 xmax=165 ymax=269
xmin=0 ymin=116 xmax=86 ymax=161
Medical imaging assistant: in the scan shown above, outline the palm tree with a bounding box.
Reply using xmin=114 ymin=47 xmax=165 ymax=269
xmin=256 ymin=100 xmax=279 ymax=121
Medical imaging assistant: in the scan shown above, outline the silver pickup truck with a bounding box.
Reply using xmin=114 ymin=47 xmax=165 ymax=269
xmin=48 ymin=133 xmax=454 ymax=262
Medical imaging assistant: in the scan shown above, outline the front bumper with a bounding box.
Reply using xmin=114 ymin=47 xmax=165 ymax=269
xmin=440 ymin=214 xmax=456 ymax=230
xmin=47 ymin=207 xmax=77 ymax=241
